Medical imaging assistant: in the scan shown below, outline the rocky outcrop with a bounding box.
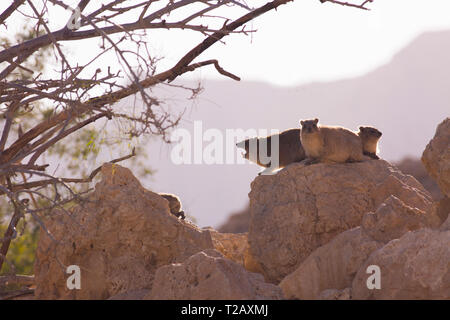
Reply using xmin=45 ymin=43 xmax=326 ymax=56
xmin=352 ymin=227 xmax=450 ymax=299
xmin=280 ymin=227 xmax=382 ymax=300
xmin=108 ymin=289 xmax=151 ymax=300
xmin=440 ymin=210 xmax=450 ymax=231
xmin=361 ymin=195 xmax=440 ymax=242
xmin=34 ymin=164 xmax=214 ymax=299
xmin=248 ymin=160 xmax=433 ymax=283
xmin=279 ymin=195 xmax=440 ymax=299
xmin=208 ymin=229 xmax=248 ymax=266
xmin=395 ymin=157 xmax=443 ymax=200
xmin=144 ymin=250 xmax=283 ymax=300
xmin=422 ymin=117 xmax=450 ymax=197
xmin=207 ymin=229 xmax=264 ymax=275
xmin=29 ymin=118 xmax=449 ymax=300
xmin=318 ymin=288 xmax=352 ymax=300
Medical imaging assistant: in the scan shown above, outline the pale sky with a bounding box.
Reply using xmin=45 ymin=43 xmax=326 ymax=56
xmin=190 ymin=0 xmax=450 ymax=85
xmin=3 ymin=0 xmax=450 ymax=86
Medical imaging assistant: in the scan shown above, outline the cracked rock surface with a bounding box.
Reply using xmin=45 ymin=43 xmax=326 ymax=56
xmin=248 ymin=160 xmax=434 ymax=283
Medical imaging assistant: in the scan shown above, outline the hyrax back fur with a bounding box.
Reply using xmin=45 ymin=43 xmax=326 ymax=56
xmin=159 ymin=193 xmax=185 ymax=220
xmin=299 ymin=118 xmax=364 ymax=163
xmin=358 ymin=126 xmax=382 ymax=159
xmin=236 ymin=128 xmax=306 ymax=169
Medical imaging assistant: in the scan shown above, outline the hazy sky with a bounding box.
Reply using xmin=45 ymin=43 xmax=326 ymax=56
xmin=143 ymin=0 xmax=450 ymax=85
xmin=193 ymin=0 xmax=450 ymax=85
xmin=4 ymin=0 xmax=450 ymax=86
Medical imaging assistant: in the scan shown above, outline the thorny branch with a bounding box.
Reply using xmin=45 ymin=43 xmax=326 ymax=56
xmin=319 ymin=0 xmax=374 ymax=11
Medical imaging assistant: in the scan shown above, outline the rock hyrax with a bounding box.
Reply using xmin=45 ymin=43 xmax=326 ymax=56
xmin=159 ymin=193 xmax=185 ymax=220
xmin=236 ymin=128 xmax=306 ymax=175
xmin=358 ymin=126 xmax=382 ymax=160
xmin=299 ymin=118 xmax=364 ymax=164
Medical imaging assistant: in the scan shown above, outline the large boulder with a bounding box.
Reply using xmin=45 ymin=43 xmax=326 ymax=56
xmin=422 ymin=117 xmax=450 ymax=197
xmin=144 ymin=250 xmax=283 ymax=300
xmin=248 ymin=160 xmax=433 ymax=283
xmin=279 ymin=195 xmax=440 ymax=299
xmin=34 ymin=164 xmax=214 ymax=299
xmin=208 ymin=229 xmax=248 ymax=266
xmin=351 ymin=227 xmax=450 ymax=299
xmin=207 ymin=229 xmax=264 ymax=275
xmin=395 ymin=157 xmax=443 ymax=200
xmin=361 ymin=195 xmax=440 ymax=243
xmin=279 ymin=227 xmax=382 ymax=300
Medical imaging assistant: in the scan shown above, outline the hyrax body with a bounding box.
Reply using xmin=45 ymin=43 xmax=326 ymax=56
xmin=299 ymin=118 xmax=364 ymax=164
xmin=159 ymin=193 xmax=185 ymax=220
xmin=236 ymin=128 xmax=306 ymax=174
xmin=358 ymin=126 xmax=382 ymax=160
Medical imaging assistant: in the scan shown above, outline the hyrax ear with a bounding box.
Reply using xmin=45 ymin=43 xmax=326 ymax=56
xmin=359 ymin=126 xmax=364 ymax=131
xmin=300 ymin=120 xmax=304 ymax=126
xmin=314 ymin=118 xmax=318 ymax=125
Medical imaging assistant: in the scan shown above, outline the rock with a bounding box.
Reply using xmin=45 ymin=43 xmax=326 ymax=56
xmin=371 ymin=174 xmax=432 ymax=212
xmin=280 ymin=227 xmax=383 ymax=299
xmin=395 ymin=157 xmax=443 ymax=200
xmin=248 ymin=160 xmax=433 ymax=283
xmin=440 ymin=211 xmax=450 ymax=231
xmin=144 ymin=250 xmax=283 ymax=300
xmin=318 ymin=288 xmax=352 ymax=300
xmin=208 ymin=229 xmax=248 ymax=266
xmin=433 ymin=196 xmax=450 ymax=226
xmin=206 ymin=229 xmax=265 ymax=275
xmin=34 ymin=164 xmax=214 ymax=299
xmin=361 ymin=195 xmax=440 ymax=243
xmin=279 ymin=195 xmax=439 ymax=299
xmin=352 ymin=228 xmax=450 ymax=299
xmin=108 ymin=289 xmax=150 ymax=300
xmin=422 ymin=118 xmax=450 ymax=197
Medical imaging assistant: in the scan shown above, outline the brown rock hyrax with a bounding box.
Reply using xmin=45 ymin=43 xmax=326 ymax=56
xmin=358 ymin=126 xmax=382 ymax=160
xmin=236 ymin=128 xmax=306 ymax=175
xmin=299 ymin=118 xmax=364 ymax=164
xmin=159 ymin=193 xmax=185 ymax=220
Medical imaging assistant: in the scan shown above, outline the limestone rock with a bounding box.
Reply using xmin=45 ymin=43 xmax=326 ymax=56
xmin=422 ymin=118 xmax=450 ymax=197
xmin=108 ymin=289 xmax=150 ymax=300
xmin=318 ymin=288 xmax=352 ymax=300
xmin=144 ymin=250 xmax=283 ymax=300
xmin=352 ymin=228 xmax=450 ymax=299
xmin=440 ymin=212 xmax=450 ymax=231
xmin=208 ymin=229 xmax=248 ymax=266
xmin=280 ymin=227 xmax=383 ymax=299
xmin=34 ymin=164 xmax=214 ymax=299
xmin=433 ymin=196 xmax=450 ymax=227
xmin=395 ymin=157 xmax=443 ymax=200
xmin=279 ymin=195 xmax=438 ymax=299
xmin=248 ymin=160 xmax=433 ymax=283
xmin=361 ymin=195 xmax=440 ymax=243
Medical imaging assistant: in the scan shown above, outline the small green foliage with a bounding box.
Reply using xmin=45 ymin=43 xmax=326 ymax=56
xmin=0 ymin=223 xmax=39 ymax=276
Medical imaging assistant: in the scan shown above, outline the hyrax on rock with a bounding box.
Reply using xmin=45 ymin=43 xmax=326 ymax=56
xmin=236 ymin=128 xmax=306 ymax=175
xmin=358 ymin=126 xmax=382 ymax=160
xmin=159 ymin=193 xmax=185 ymax=220
xmin=299 ymin=118 xmax=364 ymax=164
